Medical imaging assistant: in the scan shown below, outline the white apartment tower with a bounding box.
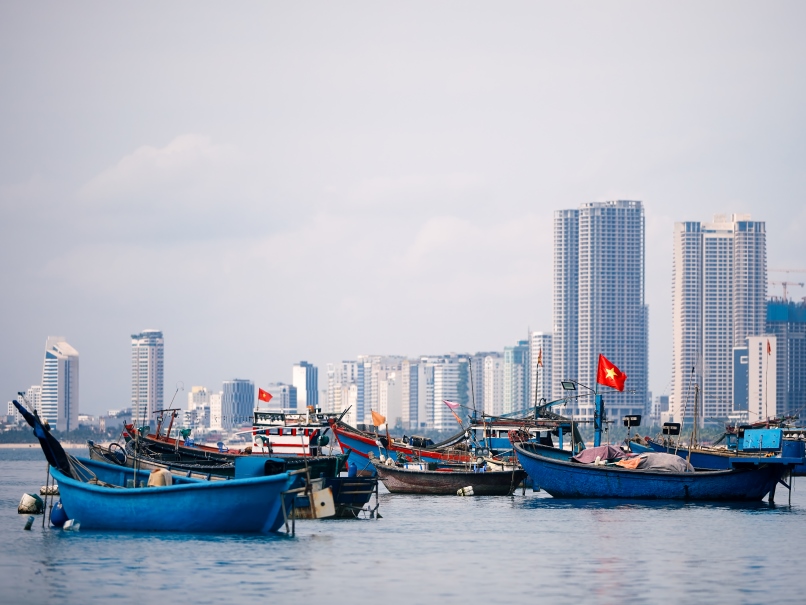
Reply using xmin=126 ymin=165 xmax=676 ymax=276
xmin=553 ymin=201 xmax=648 ymax=420
xmin=431 ymin=356 xmax=469 ymax=430
xmin=378 ymin=370 xmax=402 ymax=428
xmin=482 ymin=353 xmax=504 ymax=416
xmin=327 ymin=361 xmax=359 ymax=425
xmin=401 ymin=359 xmax=420 ymax=429
xmin=553 ymin=210 xmax=579 ymax=402
xmin=747 ymin=336 xmax=777 ymax=422
xmin=131 ymin=330 xmax=164 ymax=423
xmin=11 ymin=385 xmax=43 ymax=426
xmin=41 ymin=337 xmax=80 ymax=431
xmin=670 ymin=215 xmax=766 ymax=421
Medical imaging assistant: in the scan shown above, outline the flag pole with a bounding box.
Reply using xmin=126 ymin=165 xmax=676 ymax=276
xmin=764 ymin=339 xmax=770 ymax=423
xmin=594 ymin=355 xmax=603 ymax=448
xmin=533 ymin=353 xmax=540 ymax=411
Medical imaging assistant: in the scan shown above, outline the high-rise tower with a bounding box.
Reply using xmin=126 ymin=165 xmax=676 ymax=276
xmin=292 ymin=361 xmax=318 ymax=411
xmin=503 ymin=340 xmax=529 ymax=414
xmin=221 ymin=379 xmax=254 ymax=430
xmin=40 ymin=337 xmax=79 ymax=431
xmin=553 ymin=201 xmax=648 ymax=421
xmin=553 ymin=209 xmax=579 ymax=402
xmin=131 ymin=330 xmax=164 ymax=423
xmin=765 ymin=300 xmax=806 ymax=418
xmin=670 ymin=215 xmax=766 ymax=420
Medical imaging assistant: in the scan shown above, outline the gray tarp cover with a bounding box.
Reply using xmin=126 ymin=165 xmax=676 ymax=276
xmin=634 ymin=452 xmax=694 ymax=472
xmin=572 ymin=445 xmax=631 ymax=463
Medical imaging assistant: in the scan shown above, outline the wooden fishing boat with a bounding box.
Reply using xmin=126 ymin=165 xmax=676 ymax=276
xmin=514 ymin=441 xmax=788 ymax=501
xmin=329 ymin=414 xmax=580 ymax=476
xmin=126 ymin=406 xmax=341 ymax=463
xmin=371 ymin=459 xmax=526 ymax=495
xmin=331 ymin=421 xmax=473 ymax=475
xmin=96 ymin=437 xmax=350 ymax=480
xmin=88 ymin=440 xmax=234 ymax=479
xmin=629 ymin=429 xmax=806 ymax=475
xmin=225 ymin=454 xmax=380 ymax=518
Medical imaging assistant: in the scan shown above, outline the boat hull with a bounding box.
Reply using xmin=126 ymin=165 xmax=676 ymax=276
xmin=515 ymin=442 xmax=783 ymax=501
xmin=53 ymin=456 xmax=295 ymax=532
xmin=332 ymin=422 xmax=472 ymax=473
xmin=374 ymin=462 xmax=526 ymax=495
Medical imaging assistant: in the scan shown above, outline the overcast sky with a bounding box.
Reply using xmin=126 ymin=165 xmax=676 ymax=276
xmin=2 ymin=2 xmax=804 ymax=416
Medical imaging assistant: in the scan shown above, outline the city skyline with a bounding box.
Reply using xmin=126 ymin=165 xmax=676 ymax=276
xmin=2 ymin=4 xmax=805 ymax=417
xmin=6 ymin=208 xmax=800 ymax=421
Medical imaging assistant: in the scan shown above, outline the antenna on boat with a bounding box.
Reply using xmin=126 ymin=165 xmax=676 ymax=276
xmin=468 ymin=357 xmax=478 ymax=428
xmin=676 ymin=366 xmax=695 ymax=454
xmin=687 ymin=384 xmax=700 ymax=466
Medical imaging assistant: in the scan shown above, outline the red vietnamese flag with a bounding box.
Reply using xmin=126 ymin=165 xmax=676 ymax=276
xmin=596 ymin=354 xmax=627 ymax=392
xmin=258 ymin=388 xmax=273 ymax=403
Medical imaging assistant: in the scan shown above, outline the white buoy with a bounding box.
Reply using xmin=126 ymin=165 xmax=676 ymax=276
xmin=63 ymin=519 xmax=80 ymax=531
xmin=18 ymin=493 xmax=44 ymax=514
xmin=456 ymin=486 xmax=475 ymax=496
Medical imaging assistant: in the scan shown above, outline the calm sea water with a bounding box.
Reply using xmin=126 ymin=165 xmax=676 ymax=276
xmin=1 ymin=447 xmax=804 ymax=605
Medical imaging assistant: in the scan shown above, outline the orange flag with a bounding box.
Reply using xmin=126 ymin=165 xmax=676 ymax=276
xmin=371 ymin=410 xmax=386 ymax=427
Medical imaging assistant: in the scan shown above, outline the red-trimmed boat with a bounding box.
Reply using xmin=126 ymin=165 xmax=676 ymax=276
xmin=330 ymin=420 xmax=473 ymax=475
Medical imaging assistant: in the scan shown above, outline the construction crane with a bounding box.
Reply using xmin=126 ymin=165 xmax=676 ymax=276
xmin=769 ymin=280 xmax=805 ymax=301
xmin=769 ymin=269 xmax=806 ymax=301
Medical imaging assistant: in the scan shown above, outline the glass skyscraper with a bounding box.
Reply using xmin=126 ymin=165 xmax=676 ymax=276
xmin=766 ymin=300 xmax=806 ymax=418
xmin=222 ymin=378 xmax=254 ymax=430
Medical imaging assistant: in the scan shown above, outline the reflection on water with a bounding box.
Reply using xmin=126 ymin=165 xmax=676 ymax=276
xmin=1 ymin=450 xmax=804 ymax=605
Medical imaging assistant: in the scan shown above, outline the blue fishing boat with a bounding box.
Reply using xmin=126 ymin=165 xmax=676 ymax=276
xmin=52 ymin=456 xmax=295 ymax=532
xmin=514 ymin=441 xmax=788 ymax=501
xmin=14 ymin=400 xmax=297 ymax=533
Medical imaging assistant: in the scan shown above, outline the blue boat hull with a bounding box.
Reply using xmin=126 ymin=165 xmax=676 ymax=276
xmin=515 ymin=443 xmax=783 ymax=501
xmin=53 ymin=456 xmax=295 ymax=532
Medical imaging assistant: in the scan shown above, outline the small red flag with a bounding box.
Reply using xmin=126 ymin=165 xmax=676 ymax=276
xmin=767 ymin=339 xmax=771 ymax=355
xmin=258 ymin=388 xmax=273 ymax=403
xmin=596 ymin=354 xmax=627 ymax=392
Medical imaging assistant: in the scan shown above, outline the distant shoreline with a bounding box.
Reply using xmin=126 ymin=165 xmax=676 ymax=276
xmin=0 ymin=443 xmax=88 ymax=449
